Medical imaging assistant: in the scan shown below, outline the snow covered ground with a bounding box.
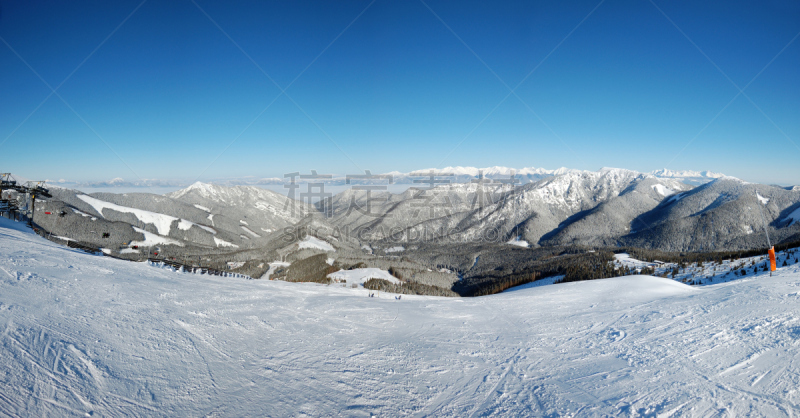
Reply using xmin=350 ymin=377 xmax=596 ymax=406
xmin=614 ymin=250 xmax=800 ymax=286
xmin=328 ymin=268 xmax=401 ymax=286
xmin=1 ymin=218 xmax=799 ymax=416
xmin=298 ymin=235 xmax=335 ymax=252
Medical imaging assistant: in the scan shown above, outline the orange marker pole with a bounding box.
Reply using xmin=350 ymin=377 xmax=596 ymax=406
xmin=768 ymin=246 xmax=776 ymax=274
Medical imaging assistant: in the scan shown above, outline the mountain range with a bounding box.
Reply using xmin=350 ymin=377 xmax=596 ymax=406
xmin=41 ymin=166 xmax=728 ymax=189
xmin=13 ymin=166 xmax=799 ymax=285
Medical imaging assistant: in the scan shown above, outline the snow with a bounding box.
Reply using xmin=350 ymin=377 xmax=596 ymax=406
xmin=651 ymin=168 xmax=725 ymax=179
xmin=507 ymin=236 xmax=530 ymax=248
xmin=213 ymin=237 xmax=238 ymax=248
xmin=614 ymin=253 xmax=657 ymax=270
xmin=651 ymin=183 xmax=675 ymax=196
xmin=240 ymin=219 xmax=248 ymax=225
xmin=2 ymin=220 xmax=800 ymax=416
xmin=613 ymin=250 xmax=800 ymax=286
xmin=170 ymin=181 xmax=218 ymax=199
xmin=666 ymin=191 xmax=688 ymax=204
xmin=77 ymin=194 xmax=177 ymax=236
xmin=327 ymin=268 xmax=400 ymax=286
xmin=177 ymin=219 xmax=216 ymax=234
xmin=193 ymin=204 xmax=211 ymax=212
xmin=71 ymin=208 xmax=97 ymax=220
xmin=384 ymin=246 xmax=405 ymax=253
xmin=781 ymin=205 xmax=800 ymax=226
xmin=410 ymin=165 xmax=579 ymax=178
xmin=259 ymin=261 xmax=290 ymax=280
xmin=0 ymin=217 xmax=33 ymax=234
xmin=503 ymin=275 xmax=565 ymax=291
xmin=298 ymin=236 xmax=335 ymax=252
xmin=119 ymin=248 xmax=139 ymax=254
xmin=129 ymin=226 xmax=184 ymax=247
xmin=240 ymin=226 xmax=260 ymax=238
xmin=757 ymin=192 xmax=770 ymax=204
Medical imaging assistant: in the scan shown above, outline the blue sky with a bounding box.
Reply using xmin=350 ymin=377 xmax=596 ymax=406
xmin=1 ymin=0 xmax=799 ymax=185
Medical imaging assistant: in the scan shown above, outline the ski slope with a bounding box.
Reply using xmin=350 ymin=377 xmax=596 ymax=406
xmin=1 ymin=218 xmax=799 ymax=416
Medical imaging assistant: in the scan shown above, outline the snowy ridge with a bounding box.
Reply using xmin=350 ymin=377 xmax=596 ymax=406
xmin=650 ymin=168 xmax=725 ymax=179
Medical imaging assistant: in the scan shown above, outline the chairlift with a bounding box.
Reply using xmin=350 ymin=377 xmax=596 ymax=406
xmin=0 ymin=173 xmax=16 ymax=187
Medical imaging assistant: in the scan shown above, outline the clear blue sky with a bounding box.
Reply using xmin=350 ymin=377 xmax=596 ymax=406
xmin=1 ymin=0 xmax=799 ymax=184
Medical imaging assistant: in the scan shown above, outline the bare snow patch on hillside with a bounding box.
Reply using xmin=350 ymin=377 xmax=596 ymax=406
xmin=298 ymin=236 xmax=335 ymax=252
xmin=328 ymin=268 xmax=400 ymax=286
xmin=213 ymin=237 xmax=238 ymax=248
xmin=756 ymin=192 xmax=770 ymax=204
xmin=666 ymin=191 xmax=688 ymax=204
xmin=193 ymin=204 xmax=211 ymax=212
xmin=177 ymin=219 xmax=216 ymax=234
xmin=651 ymin=184 xmax=675 ymax=196
xmin=385 ymin=246 xmax=405 ymax=253
xmin=241 ymin=226 xmax=260 ymax=238
xmin=507 ymin=236 xmax=530 ymax=248
xmin=71 ymin=208 xmax=96 ymax=220
xmin=259 ymin=261 xmax=290 ymax=280
xmin=614 ymin=253 xmax=657 ymax=270
xmin=130 ymin=226 xmax=184 ymax=247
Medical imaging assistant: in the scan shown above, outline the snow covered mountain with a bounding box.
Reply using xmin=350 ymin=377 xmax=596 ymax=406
xmin=16 ymin=167 xmax=800 ymax=259
xmin=329 ymin=167 xmax=693 ymax=246
xmin=326 ymin=167 xmax=800 ymax=251
xmin=36 ymin=182 xmax=316 ymax=256
xmin=383 ymin=165 xmax=579 ymax=184
xmin=167 ymin=181 xmax=312 ymax=228
xmin=650 ymin=168 xmax=726 ymax=186
xmin=623 ymin=177 xmax=800 ymax=251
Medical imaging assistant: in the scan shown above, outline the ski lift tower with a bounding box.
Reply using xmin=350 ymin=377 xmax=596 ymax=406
xmin=24 ymin=181 xmax=52 ymax=227
xmin=0 ymin=173 xmax=25 ymax=219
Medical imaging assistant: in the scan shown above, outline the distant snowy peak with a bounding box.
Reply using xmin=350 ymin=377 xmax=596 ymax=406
xmin=649 ymin=169 xmax=728 ymax=187
xmin=388 ymin=166 xmax=583 ymax=185
xmin=79 ymin=177 xmax=187 ymax=188
xmin=378 ymin=166 xmax=732 ymax=187
xmin=651 ymin=168 xmax=725 ymax=178
xmin=406 ymin=166 xmax=579 ymax=178
xmin=170 ymin=181 xmax=219 ymax=199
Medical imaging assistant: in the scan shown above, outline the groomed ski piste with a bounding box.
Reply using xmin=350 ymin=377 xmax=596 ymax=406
xmin=1 ymin=217 xmax=799 ymax=417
